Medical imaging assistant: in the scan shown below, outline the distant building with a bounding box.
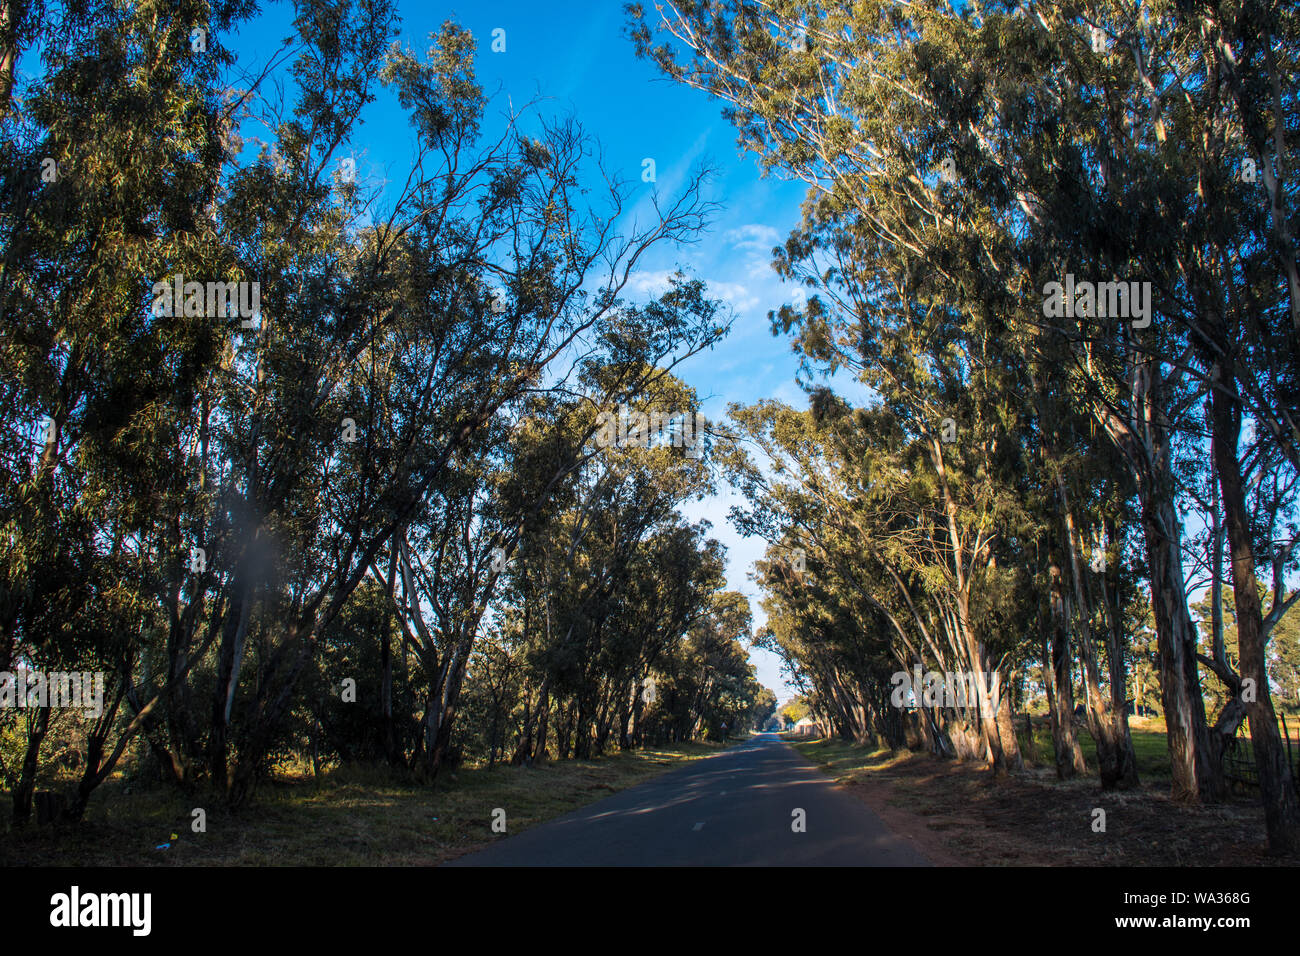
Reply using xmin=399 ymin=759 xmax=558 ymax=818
xmin=792 ymin=716 xmax=820 ymax=737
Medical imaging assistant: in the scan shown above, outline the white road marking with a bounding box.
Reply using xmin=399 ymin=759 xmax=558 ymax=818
xmin=692 ymin=822 xmax=705 ymax=831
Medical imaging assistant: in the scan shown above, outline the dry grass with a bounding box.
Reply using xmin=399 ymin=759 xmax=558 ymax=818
xmin=1 ymin=742 xmax=726 ymax=866
xmin=793 ymin=737 xmax=1300 ymax=866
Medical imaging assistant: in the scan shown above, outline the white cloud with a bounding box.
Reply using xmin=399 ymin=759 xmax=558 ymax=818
xmin=723 ymin=223 xmax=781 ymax=252
xmin=624 ymin=269 xmax=676 ymax=300
xmin=624 ymin=270 xmax=759 ymax=314
xmin=704 ymin=279 xmax=759 ymax=314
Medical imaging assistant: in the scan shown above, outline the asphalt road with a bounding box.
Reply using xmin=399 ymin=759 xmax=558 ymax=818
xmin=445 ymin=733 xmax=932 ymax=866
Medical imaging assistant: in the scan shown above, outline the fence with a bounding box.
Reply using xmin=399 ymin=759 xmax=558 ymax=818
xmin=1221 ymin=713 xmax=1300 ymax=795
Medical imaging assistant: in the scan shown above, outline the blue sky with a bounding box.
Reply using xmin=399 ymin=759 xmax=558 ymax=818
xmin=230 ymin=1 xmax=833 ymax=702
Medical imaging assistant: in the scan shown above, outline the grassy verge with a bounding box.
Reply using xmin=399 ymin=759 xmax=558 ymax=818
xmin=1014 ymin=717 xmax=1173 ymax=778
xmin=788 ymin=736 xmax=895 ymax=780
xmin=1 ymin=741 xmax=727 ymax=866
xmin=788 ymin=735 xmax=1300 ymax=866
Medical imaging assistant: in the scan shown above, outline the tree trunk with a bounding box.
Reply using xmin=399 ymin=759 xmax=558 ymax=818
xmin=0 ymin=0 xmax=21 ymax=119
xmin=428 ymin=646 xmax=471 ymax=780
xmin=1099 ymin=516 xmax=1140 ymax=788
xmin=1059 ymin=488 xmax=1131 ymax=789
xmin=381 ymin=547 xmax=398 ymax=766
xmin=11 ymin=707 xmax=50 ymax=827
xmin=1142 ymin=492 xmax=1222 ymax=802
xmin=209 ymin=579 xmax=251 ymax=791
xmin=1210 ymin=363 xmax=1300 ymax=851
xmin=534 ymin=688 xmax=551 ymax=764
xmin=1046 ymin=558 xmax=1086 ymax=778
xmin=1022 ymin=710 xmax=1038 ymax=763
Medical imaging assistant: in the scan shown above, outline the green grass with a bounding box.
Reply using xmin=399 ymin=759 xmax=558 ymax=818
xmin=1 ymin=740 xmax=729 ymax=866
xmin=1017 ymin=718 xmax=1174 ymax=778
xmin=798 ymin=715 xmax=1300 ymax=783
xmin=787 ymin=736 xmax=894 ymax=782
xmin=788 ymin=719 xmax=1178 ymax=780
xmin=787 ymin=731 xmax=1300 ymax=866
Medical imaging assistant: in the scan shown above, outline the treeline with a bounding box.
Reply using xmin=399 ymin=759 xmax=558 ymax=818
xmin=631 ymin=0 xmax=1300 ymax=851
xmin=0 ymin=0 xmax=767 ymax=823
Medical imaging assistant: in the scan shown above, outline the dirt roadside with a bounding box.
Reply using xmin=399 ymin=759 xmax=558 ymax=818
xmin=801 ymin=745 xmax=1299 ymax=866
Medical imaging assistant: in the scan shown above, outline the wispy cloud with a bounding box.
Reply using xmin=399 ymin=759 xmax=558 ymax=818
xmin=624 ymin=269 xmax=677 ymax=299
xmin=723 ymin=223 xmax=781 ymax=252
xmin=624 ymin=270 xmax=758 ymax=314
xmin=705 ymin=279 xmax=758 ymax=313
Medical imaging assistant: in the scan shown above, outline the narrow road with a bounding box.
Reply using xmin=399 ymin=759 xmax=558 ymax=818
xmin=446 ymin=733 xmax=932 ymax=866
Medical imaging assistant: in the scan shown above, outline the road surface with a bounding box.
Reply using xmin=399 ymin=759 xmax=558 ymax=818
xmin=446 ymin=733 xmax=932 ymax=866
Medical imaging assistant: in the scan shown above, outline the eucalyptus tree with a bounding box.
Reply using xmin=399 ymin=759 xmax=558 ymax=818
xmin=0 ymin=0 xmax=726 ymax=815
xmin=725 ymin=393 xmax=1034 ymax=770
xmin=385 ymin=343 xmax=725 ymax=776
xmin=508 ymin=376 xmax=720 ymax=760
xmin=493 ymin=490 xmax=744 ymax=760
xmin=648 ymin=588 xmax=762 ymax=744
xmin=629 ymin=0 xmax=1298 ymax=843
xmin=0 ymin=0 xmax=257 ymax=821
